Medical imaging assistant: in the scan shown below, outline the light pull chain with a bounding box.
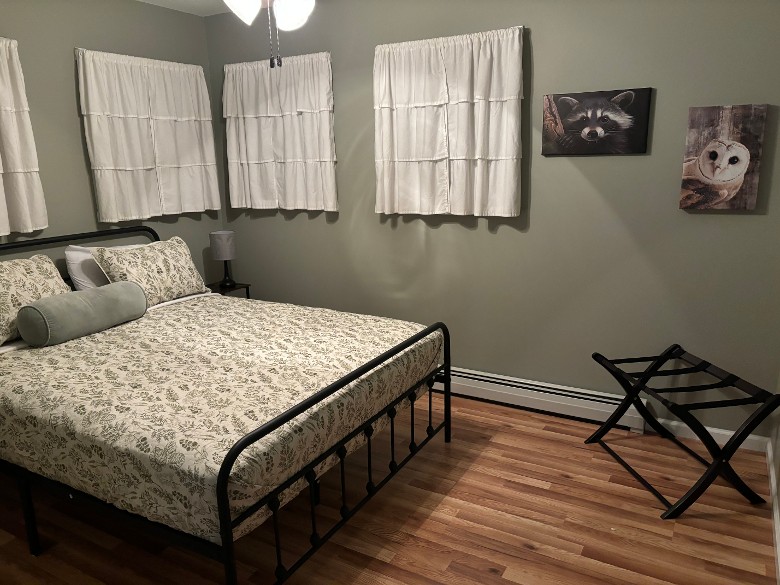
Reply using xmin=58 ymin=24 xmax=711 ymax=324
xmin=267 ymin=2 xmax=275 ymax=68
xmin=266 ymin=2 xmax=283 ymax=68
xmin=276 ymin=15 xmax=282 ymax=67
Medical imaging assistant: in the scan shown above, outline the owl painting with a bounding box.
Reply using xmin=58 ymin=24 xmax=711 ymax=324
xmin=679 ymin=139 xmax=750 ymax=209
xmin=679 ymin=104 xmax=767 ymax=211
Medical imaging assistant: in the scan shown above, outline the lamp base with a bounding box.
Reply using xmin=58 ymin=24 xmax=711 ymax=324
xmin=219 ymin=260 xmax=236 ymax=289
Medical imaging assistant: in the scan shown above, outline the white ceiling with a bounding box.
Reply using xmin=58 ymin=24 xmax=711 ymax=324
xmin=132 ymin=0 xmax=231 ymax=17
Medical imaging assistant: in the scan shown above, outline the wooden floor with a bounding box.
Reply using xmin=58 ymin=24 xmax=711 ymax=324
xmin=0 ymin=396 xmax=775 ymax=584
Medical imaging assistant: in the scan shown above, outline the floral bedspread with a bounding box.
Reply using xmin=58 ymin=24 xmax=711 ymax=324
xmin=0 ymin=296 xmax=442 ymax=543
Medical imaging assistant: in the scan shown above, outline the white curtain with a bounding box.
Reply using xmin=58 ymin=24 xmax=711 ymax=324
xmin=0 ymin=38 xmax=48 ymax=235
xmin=223 ymin=52 xmax=337 ymax=212
xmin=374 ymin=27 xmax=523 ymax=216
xmin=77 ymin=49 xmax=220 ymax=223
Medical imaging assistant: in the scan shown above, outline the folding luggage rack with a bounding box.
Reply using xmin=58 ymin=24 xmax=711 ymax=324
xmin=586 ymin=343 xmax=780 ymax=519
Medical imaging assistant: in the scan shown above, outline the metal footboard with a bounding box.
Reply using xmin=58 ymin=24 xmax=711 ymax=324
xmin=216 ymin=321 xmax=451 ymax=584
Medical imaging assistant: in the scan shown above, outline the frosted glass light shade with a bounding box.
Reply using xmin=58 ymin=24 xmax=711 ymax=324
xmin=273 ymin=0 xmax=315 ymax=31
xmin=210 ymin=230 xmax=236 ymax=261
xmin=223 ymin=0 xmax=262 ymax=25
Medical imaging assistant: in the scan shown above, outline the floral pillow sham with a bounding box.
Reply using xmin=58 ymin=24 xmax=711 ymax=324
xmin=0 ymin=254 xmax=71 ymax=345
xmin=92 ymin=236 xmax=208 ymax=307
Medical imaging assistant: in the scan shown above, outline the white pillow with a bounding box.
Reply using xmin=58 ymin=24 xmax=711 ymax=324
xmin=65 ymin=244 xmax=142 ymax=290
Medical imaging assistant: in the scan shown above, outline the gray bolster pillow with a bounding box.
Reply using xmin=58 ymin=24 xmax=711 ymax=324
xmin=17 ymin=281 xmax=147 ymax=347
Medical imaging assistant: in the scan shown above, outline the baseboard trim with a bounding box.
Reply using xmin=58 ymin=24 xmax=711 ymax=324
xmin=440 ymin=367 xmax=768 ymax=450
xmin=655 ymin=418 xmax=768 ymax=452
xmin=766 ymin=439 xmax=780 ymax=585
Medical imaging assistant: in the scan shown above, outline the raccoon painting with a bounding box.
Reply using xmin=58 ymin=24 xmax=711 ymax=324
xmin=542 ymin=88 xmax=651 ymax=156
xmin=556 ymin=91 xmax=635 ymax=154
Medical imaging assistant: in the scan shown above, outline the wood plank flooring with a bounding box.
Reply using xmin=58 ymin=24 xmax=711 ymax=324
xmin=0 ymin=396 xmax=775 ymax=584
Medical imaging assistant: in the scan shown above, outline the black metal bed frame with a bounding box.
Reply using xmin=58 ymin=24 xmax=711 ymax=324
xmin=0 ymin=227 xmax=452 ymax=584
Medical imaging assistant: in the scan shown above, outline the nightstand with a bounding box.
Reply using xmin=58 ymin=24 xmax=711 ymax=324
xmin=207 ymin=282 xmax=251 ymax=299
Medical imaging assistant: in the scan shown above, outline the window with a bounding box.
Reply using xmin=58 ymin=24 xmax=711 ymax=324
xmin=77 ymin=49 xmax=220 ymax=223
xmin=374 ymin=27 xmax=523 ymax=216
xmin=223 ymin=52 xmax=337 ymax=212
xmin=0 ymin=37 xmax=47 ymax=235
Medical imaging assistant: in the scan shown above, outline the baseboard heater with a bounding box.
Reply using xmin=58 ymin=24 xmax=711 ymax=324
xmin=434 ymin=367 xmax=645 ymax=432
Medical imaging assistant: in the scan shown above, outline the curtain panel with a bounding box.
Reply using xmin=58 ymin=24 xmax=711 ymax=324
xmin=77 ymin=49 xmax=220 ymax=223
xmin=374 ymin=27 xmax=523 ymax=216
xmin=223 ymin=52 xmax=337 ymax=212
xmin=0 ymin=38 xmax=48 ymax=235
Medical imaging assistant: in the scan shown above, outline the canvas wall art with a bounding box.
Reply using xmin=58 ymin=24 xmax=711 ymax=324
xmin=679 ymin=104 xmax=767 ymax=211
xmin=542 ymin=87 xmax=652 ymax=156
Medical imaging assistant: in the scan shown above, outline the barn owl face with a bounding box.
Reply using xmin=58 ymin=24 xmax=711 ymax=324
xmin=697 ymin=139 xmax=750 ymax=183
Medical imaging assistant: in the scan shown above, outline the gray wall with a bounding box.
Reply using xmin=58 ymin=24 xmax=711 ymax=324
xmin=205 ymin=0 xmax=780 ymax=432
xmin=0 ymin=0 xmax=223 ymax=279
xmin=2 ymin=0 xmax=777 ymax=433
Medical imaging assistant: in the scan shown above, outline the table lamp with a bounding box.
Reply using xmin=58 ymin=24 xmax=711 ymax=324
xmin=210 ymin=230 xmax=236 ymax=288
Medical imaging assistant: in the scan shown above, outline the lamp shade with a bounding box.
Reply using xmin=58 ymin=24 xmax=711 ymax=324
xmin=210 ymin=231 xmax=236 ymax=261
xmin=223 ymin=0 xmax=262 ymax=26
xmin=273 ymin=0 xmax=315 ymax=31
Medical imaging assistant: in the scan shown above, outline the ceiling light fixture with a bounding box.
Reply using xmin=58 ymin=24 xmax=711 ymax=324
xmin=273 ymin=0 xmax=316 ymax=32
xmin=224 ymin=0 xmax=316 ymax=69
xmin=222 ymin=0 xmax=262 ymax=26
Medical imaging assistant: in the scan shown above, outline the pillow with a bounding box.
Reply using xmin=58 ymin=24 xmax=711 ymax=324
xmin=17 ymin=281 xmax=147 ymax=347
xmin=0 ymin=254 xmax=71 ymax=345
xmin=92 ymin=236 xmax=208 ymax=307
xmin=65 ymin=244 xmax=142 ymax=291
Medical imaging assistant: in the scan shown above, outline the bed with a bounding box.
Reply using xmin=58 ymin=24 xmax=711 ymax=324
xmin=0 ymin=227 xmax=451 ymax=584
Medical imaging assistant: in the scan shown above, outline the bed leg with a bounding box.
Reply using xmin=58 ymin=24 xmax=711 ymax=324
xmin=219 ymin=510 xmax=237 ymax=585
xmin=444 ymin=383 xmax=452 ymax=443
xmin=222 ymin=547 xmax=237 ymax=585
xmin=17 ymin=475 xmax=41 ymax=556
xmin=440 ymin=323 xmax=452 ymax=443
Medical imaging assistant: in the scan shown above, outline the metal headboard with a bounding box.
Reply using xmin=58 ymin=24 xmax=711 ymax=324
xmin=0 ymin=226 xmax=160 ymax=254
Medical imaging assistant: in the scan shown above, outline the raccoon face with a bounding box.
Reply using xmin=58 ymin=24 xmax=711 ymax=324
xmin=558 ymin=91 xmax=635 ymax=143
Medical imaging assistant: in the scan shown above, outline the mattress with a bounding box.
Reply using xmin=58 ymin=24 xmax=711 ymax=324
xmin=0 ymin=295 xmax=442 ymax=543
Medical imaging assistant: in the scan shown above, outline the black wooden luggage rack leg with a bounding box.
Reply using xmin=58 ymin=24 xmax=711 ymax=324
xmin=586 ymin=343 xmax=780 ymax=519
